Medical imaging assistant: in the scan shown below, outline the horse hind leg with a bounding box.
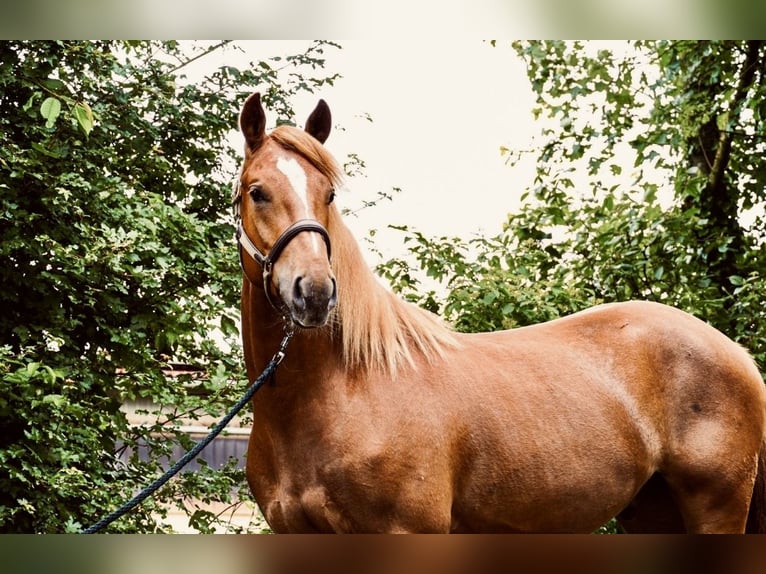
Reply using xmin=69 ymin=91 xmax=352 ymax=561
xmin=664 ymin=464 xmax=756 ymax=534
xmin=658 ymin=425 xmax=759 ymax=533
xmin=618 ymin=466 xmax=755 ymax=534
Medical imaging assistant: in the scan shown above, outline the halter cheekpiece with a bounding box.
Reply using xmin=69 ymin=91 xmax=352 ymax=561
xmin=236 ymin=220 xmax=332 ymax=316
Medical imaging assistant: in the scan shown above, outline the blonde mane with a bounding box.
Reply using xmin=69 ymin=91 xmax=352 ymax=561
xmin=327 ymin=208 xmax=459 ymax=375
xmin=235 ymin=124 xmax=457 ymax=375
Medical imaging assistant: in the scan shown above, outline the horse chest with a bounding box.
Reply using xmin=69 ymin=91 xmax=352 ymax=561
xmin=252 ymin=449 xmax=367 ymax=532
xmin=258 ymin=481 xmax=348 ymax=533
xmin=249 ymin=417 xmax=453 ymax=533
xmin=246 ymin=416 xmax=356 ymax=531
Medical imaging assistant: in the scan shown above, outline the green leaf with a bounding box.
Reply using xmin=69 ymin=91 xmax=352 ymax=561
xmin=30 ymin=142 xmax=62 ymax=158
xmin=482 ymin=291 xmax=498 ymax=305
xmin=716 ymin=111 xmax=729 ymax=131
xmin=220 ymin=315 xmax=237 ymax=337
xmin=23 ymin=92 xmax=40 ymax=112
xmin=73 ymin=102 xmax=94 ymax=137
xmin=40 ymin=97 xmax=61 ymax=128
xmin=42 ymin=78 xmax=66 ymax=91
xmin=729 ymin=275 xmax=744 ymax=286
xmin=42 ymin=394 xmax=66 ymax=408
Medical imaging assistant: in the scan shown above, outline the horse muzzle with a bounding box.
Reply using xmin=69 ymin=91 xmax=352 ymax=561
xmin=282 ymin=273 xmax=337 ymax=328
xmin=237 ymin=220 xmax=336 ymax=328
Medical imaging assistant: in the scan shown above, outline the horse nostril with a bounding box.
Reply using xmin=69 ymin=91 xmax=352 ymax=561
xmin=292 ymin=276 xmax=306 ymax=311
xmin=328 ymin=278 xmax=338 ymax=310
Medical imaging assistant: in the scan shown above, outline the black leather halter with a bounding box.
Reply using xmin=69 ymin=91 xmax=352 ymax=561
xmin=236 ymin=220 xmax=332 ymax=314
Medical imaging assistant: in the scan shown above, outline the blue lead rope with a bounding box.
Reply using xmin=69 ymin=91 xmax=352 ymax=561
xmin=82 ymin=327 xmax=294 ymax=534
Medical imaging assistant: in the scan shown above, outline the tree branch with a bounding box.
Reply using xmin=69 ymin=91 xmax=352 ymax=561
xmin=168 ymin=41 xmax=233 ymax=74
xmin=708 ymin=40 xmax=763 ymax=194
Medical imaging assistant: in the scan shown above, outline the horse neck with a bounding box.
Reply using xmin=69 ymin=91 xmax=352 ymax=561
xmin=329 ymin=216 xmax=457 ymax=376
xmin=239 ymin=283 xmax=341 ymax=446
xmin=239 ymin=278 xmax=338 ymax=380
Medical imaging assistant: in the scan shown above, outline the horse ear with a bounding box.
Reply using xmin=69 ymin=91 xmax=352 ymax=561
xmin=240 ymin=92 xmax=266 ymax=154
xmin=305 ymin=99 xmax=331 ymax=144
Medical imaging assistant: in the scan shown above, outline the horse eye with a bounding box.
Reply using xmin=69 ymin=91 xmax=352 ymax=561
xmin=248 ymin=185 xmax=267 ymax=203
xmin=328 ymin=189 xmax=336 ymax=204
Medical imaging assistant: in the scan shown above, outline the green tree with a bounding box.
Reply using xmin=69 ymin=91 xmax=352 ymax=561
xmin=0 ymin=40 xmax=340 ymax=533
xmin=381 ymin=40 xmax=766 ymax=366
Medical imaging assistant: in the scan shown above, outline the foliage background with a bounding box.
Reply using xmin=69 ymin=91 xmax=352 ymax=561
xmin=0 ymin=40 xmax=340 ymax=533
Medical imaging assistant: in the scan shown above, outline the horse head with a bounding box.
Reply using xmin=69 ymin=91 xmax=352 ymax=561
xmin=236 ymin=93 xmax=341 ymax=328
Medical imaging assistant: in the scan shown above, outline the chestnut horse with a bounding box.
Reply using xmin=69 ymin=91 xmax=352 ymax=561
xmin=233 ymin=92 xmax=766 ymax=533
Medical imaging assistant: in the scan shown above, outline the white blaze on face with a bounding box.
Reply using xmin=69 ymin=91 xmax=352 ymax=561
xmin=276 ymin=155 xmax=319 ymax=253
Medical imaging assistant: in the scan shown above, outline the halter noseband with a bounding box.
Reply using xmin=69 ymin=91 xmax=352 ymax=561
xmin=236 ymin=220 xmax=332 ymax=315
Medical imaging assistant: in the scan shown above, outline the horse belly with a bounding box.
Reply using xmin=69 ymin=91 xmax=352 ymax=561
xmin=444 ymin=326 xmax=667 ymax=532
xmin=450 ymin=390 xmax=656 ymax=532
xmin=453 ymin=447 xmax=650 ymax=533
